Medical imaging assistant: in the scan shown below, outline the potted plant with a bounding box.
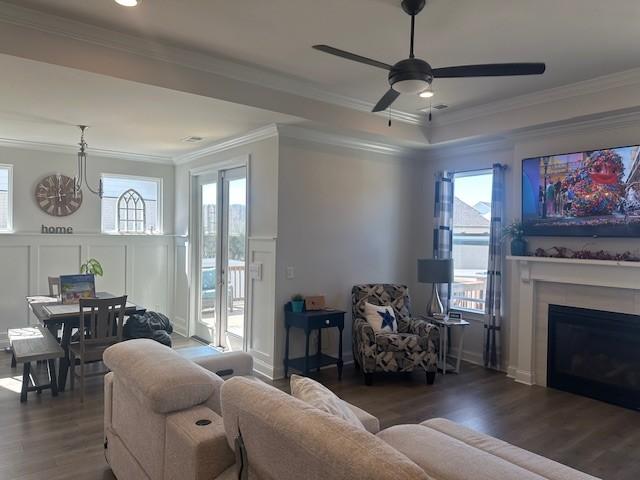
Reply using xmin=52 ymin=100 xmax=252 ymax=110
xmin=291 ymin=294 xmax=305 ymax=313
xmin=503 ymin=221 xmax=527 ymax=256
xmin=80 ymin=258 xmax=104 ymax=277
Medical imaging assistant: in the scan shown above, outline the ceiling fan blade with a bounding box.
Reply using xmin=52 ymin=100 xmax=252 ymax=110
xmin=313 ymin=45 xmax=392 ymax=71
xmin=372 ymin=89 xmax=400 ymax=112
xmin=432 ymin=63 xmax=546 ymax=78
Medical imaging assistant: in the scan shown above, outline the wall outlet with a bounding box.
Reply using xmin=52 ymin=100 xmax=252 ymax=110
xmin=286 ymin=266 xmax=295 ymax=279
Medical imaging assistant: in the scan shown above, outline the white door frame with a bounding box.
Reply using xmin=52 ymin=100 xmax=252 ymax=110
xmin=188 ymin=155 xmax=250 ymax=349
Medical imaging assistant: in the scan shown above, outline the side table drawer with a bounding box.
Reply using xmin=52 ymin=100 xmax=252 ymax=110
xmin=307 ymin=315 xmax=342 ymax=330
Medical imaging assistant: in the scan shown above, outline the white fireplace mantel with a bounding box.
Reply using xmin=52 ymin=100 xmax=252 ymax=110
xmin=506 ymin=255 xmax=640 ymax=386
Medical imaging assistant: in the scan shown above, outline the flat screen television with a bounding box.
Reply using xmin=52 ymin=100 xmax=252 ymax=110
xmin=522 ymin=145 xmax=640 ymax=237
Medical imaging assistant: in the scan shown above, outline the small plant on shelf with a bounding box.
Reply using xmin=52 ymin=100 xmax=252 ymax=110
xmin=503 ymin=221 xmax=527 ymax=256
xmin=80 ymin=258 xmax=104 ymax=277
xmin=291 ymin=294 xmax=305 ymax=313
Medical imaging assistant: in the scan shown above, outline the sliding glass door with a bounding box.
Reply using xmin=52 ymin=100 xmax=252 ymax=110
xmin=194 ymin=167 xmax=247 ymax=350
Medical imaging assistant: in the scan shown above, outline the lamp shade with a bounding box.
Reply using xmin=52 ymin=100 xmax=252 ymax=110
xmin=417 ymin=259 xmax=453 ymax=284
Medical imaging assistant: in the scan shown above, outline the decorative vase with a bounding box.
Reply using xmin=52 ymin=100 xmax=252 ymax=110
xmin=291 ymin=300 xmax=305 ymax=313
xmin=511 ymin=238 xmax=528 ymax=256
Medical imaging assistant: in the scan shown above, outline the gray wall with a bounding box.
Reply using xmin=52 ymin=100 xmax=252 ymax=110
xmin=274 ymin=137 xmax=420 ymax=377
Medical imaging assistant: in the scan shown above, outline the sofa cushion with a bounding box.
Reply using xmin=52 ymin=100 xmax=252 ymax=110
xmin=378 ymin=424 xmax=549 ymax=480
xmin=375 ymin=332 xmax=423 ymax=353
xmin=364 ymin=302 xmax=398 ymax=333
xmin=221 ymin=377 xmax=430 ymax=480
xmin=421 ymin=418 xmax=599 ymax=480
xmin=104 ymin=339 xmax=222 ymax=414
xmin=290 ymin=375 xmax=365 ymax=430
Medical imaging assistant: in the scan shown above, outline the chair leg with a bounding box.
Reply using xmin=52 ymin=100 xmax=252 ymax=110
xmin=364 ymin=372 xmax=373 ymax=386
xmin=426 ymin=370 xmax=436 ymax=385
xmin=79 ymin=358 xmax=85 ymax=403
xmin=48 ymin=359 xmax=58 ymax=397
xmin=11 ymin=350 xmax=16 ymax=368
xmin=69 ymin=352 xmax=75 ymax=391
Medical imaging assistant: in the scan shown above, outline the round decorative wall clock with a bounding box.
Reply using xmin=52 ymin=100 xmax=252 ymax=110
xmin=35 ymin=174 xmax=83 ymax=217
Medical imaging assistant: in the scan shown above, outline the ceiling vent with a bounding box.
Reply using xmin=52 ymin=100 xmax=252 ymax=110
xmin=433 ymin=104 xmax=448 ymax=110
xmin=181 ymin=136 xmax=205 ymax=143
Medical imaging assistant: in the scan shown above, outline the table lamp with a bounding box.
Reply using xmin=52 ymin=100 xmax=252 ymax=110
xmin=417 ymin=258 xmax=453 ymax=316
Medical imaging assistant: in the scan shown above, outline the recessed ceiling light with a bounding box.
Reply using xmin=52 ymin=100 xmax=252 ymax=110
xmin=115 ymin=0 xmax=141 ymax=7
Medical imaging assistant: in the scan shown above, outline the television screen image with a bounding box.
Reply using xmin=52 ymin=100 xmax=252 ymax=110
xmin=522 ymin=146 xmax=640 ymax=237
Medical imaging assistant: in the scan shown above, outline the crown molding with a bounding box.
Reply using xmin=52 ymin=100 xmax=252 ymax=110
xmin=0 ymin=2 xmax=421 ymax=126
xmin=435 ymin=68 xmax=640 ymax=127
xmin=173 ymin=124 xmax=279 ymax=165
xmin=0 ymin=137 xmax=173 ymax=164
xmin=508 ymin=108 xmax=640 ymax=142
xmin=175 ymin=122 xmax=413 ymax=163
xmin=277 ymin=124 xmax=413 ymax=157
xmin=422 ymin=136 xmax=514 ymax=159
xmin=422 ymin=108 xmax=640 ymax=158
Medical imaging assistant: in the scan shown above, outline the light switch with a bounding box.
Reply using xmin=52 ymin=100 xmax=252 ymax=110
xmin=249 ymin=262 xmax=263 ymax=280
xmin=286 ymin=266 xmax=295 ymax=279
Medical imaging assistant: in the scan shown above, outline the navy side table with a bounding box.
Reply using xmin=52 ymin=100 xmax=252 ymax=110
xmin=284 ymin=303 xmax=345 ymax=380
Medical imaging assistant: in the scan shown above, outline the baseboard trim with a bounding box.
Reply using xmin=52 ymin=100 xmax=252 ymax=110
xmin=514 ymin=369 xmax=535 ymax=386
xmin=252 ymin=357 xmax=276 ymax=380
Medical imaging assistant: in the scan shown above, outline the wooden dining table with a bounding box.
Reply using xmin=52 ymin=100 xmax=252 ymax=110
xmin=27 ymin=292 xmax=146 ymax=392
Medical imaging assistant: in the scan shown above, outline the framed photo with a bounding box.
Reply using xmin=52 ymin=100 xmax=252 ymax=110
xmin=305 ymin=296 xmax=326 ymax=311
xmin=59 ymin=274 xmax=96 ymax=304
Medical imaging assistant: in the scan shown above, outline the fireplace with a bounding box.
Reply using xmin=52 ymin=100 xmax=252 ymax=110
xmin=547 ymin=304 xmax=640 ymax=411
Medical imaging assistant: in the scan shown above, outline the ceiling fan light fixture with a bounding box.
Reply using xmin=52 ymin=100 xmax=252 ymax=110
xmin=419 ymin=85 xmax=434 ymax=98
xmin=114 ymin=0 xmax=141 ymax=7
xmin=393 ymin=79 xmax=429 ymax=94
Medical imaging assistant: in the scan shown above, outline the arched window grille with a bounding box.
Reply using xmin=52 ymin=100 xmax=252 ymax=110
xmin=117 ymin=189 xmax=146 ymax=233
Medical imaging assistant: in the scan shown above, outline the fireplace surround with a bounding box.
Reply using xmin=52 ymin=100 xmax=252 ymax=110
xmin=547 ymin=304 xmax=640 ymax=411
xmin=507 ymin=255 xmax=640 ymax=387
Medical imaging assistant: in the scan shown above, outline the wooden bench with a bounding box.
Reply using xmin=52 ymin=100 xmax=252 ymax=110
xmin=8 ymin=326 xmax=65 ymax=403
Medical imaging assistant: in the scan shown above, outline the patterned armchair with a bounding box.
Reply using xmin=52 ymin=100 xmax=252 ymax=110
xmin=351 ymin=284 xmax=439 ymax=386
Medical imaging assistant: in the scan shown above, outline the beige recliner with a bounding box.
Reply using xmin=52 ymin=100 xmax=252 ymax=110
xmin=103 ymin=339 xmax=253 ymax=480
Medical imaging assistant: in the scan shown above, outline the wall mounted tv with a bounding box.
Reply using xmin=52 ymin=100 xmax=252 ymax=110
xmin=522 ymin=145 xmax=640 ymax=237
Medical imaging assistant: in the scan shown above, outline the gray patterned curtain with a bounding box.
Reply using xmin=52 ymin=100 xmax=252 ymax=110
xmin=433 ymin=171 xmax=454 ymax=310
xmin=484 ymin=163 xmax=505 ymax=370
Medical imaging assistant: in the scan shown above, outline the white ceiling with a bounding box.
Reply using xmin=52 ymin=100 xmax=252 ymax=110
xmin=6 ymin=0 xmax=640 ymax=115
xmin=0 ymin=54 xmax=299 ymax=158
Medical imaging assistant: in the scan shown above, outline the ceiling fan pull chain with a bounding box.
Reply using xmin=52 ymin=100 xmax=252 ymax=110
xmin=409 ymin=14 xmax=415 ymax=58
xmin=429 ymin=99 xmax=432 ymax=122
xmin=388 ymin=108 xmax=392 ymax=127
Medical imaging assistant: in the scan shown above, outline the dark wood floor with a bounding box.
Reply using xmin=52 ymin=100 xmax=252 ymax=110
xmin=1 ymin=337 xmax=638 ymax=480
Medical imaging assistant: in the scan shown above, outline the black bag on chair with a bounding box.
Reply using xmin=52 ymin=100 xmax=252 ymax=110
xmin=124 ymin=311 xmax=173 ymax=347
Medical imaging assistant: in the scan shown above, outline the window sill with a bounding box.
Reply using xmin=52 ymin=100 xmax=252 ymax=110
xmin=101 ymin=232 xmax=164 ymax=236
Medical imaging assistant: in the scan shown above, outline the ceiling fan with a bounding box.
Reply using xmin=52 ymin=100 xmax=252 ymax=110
xmin=313 ymin=0 xmax=546 ymax=113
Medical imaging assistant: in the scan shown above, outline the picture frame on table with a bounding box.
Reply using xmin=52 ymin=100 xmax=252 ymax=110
xmin=59 ymin=274 xmax=96 ymax=304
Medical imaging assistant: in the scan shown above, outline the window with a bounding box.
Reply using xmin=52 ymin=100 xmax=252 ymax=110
xmin=451 ymin=169 xmax=493 ymax=313
xmin=101 ymin=175 xmax=161 ymax=234
xmin=0 ymin=165 xmax=12 ymax=232
xmin=118 ymin=189 xmax=146 ymax=233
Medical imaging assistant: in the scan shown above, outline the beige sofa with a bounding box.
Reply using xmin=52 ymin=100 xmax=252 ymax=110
xmin=103 ymin=340 xmax=598 ymax=480
xmin=221 ymin=376 xmax=600 ymax=480
xmin=103 ymin=339 xmax=253 ymax=480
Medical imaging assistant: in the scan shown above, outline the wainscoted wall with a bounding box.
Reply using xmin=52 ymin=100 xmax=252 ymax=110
xmin=174 ymin=134 xmax=280 ymax=378
xmin=0 ymin=233 xmax=176 ymax=346
xmin=0 ymin=144 xmax=177 ymax=346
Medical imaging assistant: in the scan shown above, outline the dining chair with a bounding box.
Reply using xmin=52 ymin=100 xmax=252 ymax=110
xmin=69 ymin=296 xmax=127 ymax=402
xmin=48 ymin=276 xmax=60 ymax=298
